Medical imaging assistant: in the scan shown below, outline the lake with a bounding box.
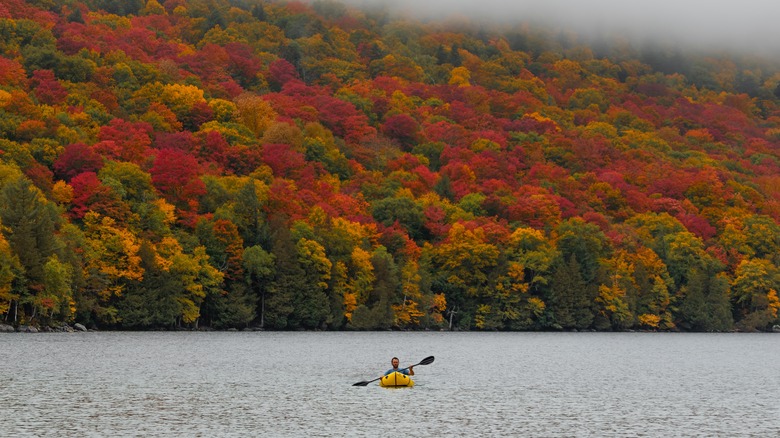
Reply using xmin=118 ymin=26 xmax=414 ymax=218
xmin=1 ymin=331 xmax=778 ymax=437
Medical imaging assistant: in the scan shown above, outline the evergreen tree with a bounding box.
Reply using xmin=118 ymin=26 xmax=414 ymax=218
xmin=67 ymin=7 xmax=84 ymax=23
xmin=0 ymin=177 xmax=62 ymax=321
xmin=369 ymin=248 xmax=398 ymax=329
xmin=251 ymin=3 xmax=266 ymax=21
xmin=349 ymin=304 xmax=373 ymax=330
xmin=118 ymin=241 xmax=179 ymax=329
xmin=556 ymin=218 xmax=609 ymax=284
xmin=449 ymin=44 xmax=462 ymax=67
xmin=547 ymin=255 xmax=594 ymax=330
xmin=0 ymin=178 xmax=62 ymax=283
xmin=210 ymin=283 xmax=255 ymax=329
xmin=265 ymin=219 xmax=302 ymax=329
xmin=435 ymin=45 xmax=448 ymax=65
xmin=678 ymin=267 xmax=733 ymax=332
xmin=233 ymin=180 xmax=267 ymax=247
xmin=243 ymin=245 xmax=275 ymax=328
xmin=434 ymin=174 xmax=455 ymax=201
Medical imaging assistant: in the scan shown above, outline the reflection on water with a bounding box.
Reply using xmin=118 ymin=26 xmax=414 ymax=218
xmin=1 ymin=332 xmax=779 ymax=436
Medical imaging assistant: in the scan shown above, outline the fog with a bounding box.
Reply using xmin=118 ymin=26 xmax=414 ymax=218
xmin=346 ymin=0 xmax=780 ymax=56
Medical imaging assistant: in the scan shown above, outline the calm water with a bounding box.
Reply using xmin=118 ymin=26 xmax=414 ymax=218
xmin=1 ymin=332 xmax=778 ymax=437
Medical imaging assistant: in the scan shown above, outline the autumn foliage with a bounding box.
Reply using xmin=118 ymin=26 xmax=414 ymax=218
xmin=2 ymin=0 xmax=780 ymax=332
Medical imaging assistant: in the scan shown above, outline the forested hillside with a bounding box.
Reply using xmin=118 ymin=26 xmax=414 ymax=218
xmin=2 ymin=0 xmax=780 ymax=331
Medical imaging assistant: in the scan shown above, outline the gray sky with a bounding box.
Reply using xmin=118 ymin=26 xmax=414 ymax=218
xmin=347 ymin=0 xmax=780 ymax=55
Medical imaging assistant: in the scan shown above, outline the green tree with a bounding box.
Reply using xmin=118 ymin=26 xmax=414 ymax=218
xmin=243 ymin=245 xmax=275 ymax=328
xmin=0 ymin=230 xmax=22 ymax=323
xmin=233 ymin=179 xmax=270 ymax=246
xmin=265 ymin=219 xmax=302 ymax=329
xmin=555 ymin=218 xmax=610 ymax=284
xmin=41 ymin=255 xmax=73 ymax=323
xmin=663 ymin=231 xmax=708 ymax=288
xmin=372 ymin=193 xmax=425 ymax=240
xmin=369 ymin=247 xmax=398 ymax=329
xmin=678 ymin=265 xmax=733 ymax=332
xmin=744 ymin=215 xmax=780 ymax=261
xmin=0 ymin=176 xmax=62 ymax=322
xmin=210 ymin=282 xmax=256 ymax=329
xmin=118 ymin=241 xmax=180 ymax=329
xmin=548 ymin=255 xmax=594 ymax=330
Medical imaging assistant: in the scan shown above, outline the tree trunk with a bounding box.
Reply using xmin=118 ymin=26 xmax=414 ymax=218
xmin=448 ymin=307 xmax=457 ymax=331
xmin=260 ymin=291 xmax=265 ymax=328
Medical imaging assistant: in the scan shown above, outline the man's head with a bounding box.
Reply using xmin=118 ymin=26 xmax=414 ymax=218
xmin=391 ymin=357 xmax=399 ymax=368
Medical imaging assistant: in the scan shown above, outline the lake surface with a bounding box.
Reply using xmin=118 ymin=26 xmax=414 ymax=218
xmin=1 ymin=331 xmax=778 ymax=437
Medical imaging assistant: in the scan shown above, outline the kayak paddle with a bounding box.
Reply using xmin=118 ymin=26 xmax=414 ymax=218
xmin=352 ymin=355 xmax=435 ymax=386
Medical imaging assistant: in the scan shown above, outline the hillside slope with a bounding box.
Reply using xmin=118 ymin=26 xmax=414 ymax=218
xmin=1 ymin=0 xmax=780 ymax=331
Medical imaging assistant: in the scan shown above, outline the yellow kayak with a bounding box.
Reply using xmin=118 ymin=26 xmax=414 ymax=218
xmin=380 ymin=371 xmax=414 ymax=388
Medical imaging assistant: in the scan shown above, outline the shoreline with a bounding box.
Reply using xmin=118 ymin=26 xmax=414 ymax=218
xmin=2 ymin=322 xmax=778 ymax=334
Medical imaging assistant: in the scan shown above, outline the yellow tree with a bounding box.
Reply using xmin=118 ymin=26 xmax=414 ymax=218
xmin=262 ymin=121 xmax=304 ymax=150
xmin=40 ymin=255 xmax=74 ymax=322
xmin=346 ymin=247 xmax=374 ymax=313
xmin=434 ymin=223 xmax=499 ymax=297
xmin=159 ymin=83 xmax=207 ymax=121
xmin=295 ymin=237 xmax=332 ymax=329
xmin=393 ymin=260 xmax=425 ymax=328
xmin=82 ymin=212 xmax=144 ymax=325
xmin=448 ymin=66 xmax=471 ymax=87
xmin=596 ymin=252 xmax=633 ymax=330
xmin=430 ymin=223 xmax=500 ymax=329
xmin=234 ymin=93 xmax=277 ymax=137
xmin=141 ymin=0 xmax=166 ymax=15
xmin=731 ymin=258 xmax=780 ymax=331
xmin=500 ymin=227 xmax=558 ymax=329
xmin=631 ymin=247 xmax=675 ymax=330
xmin=369 ymin=54 xmax=424 ymax=82
xmin=167 ymin=244 xmax=224 ymax=326
xmin=333 ymin=260 xmax=353 ymax=321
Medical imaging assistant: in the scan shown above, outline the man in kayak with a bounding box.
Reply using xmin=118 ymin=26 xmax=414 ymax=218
xmin=384 ymin=357 xmax=415 ymax=376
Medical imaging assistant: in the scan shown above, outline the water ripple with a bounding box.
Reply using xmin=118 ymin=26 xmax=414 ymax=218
xmin=1 ymin=332 xmax=778 ymax=437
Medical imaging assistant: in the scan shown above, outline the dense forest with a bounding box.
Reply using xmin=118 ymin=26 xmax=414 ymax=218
xmin=2 ymin=0 xmax=780 ymax=332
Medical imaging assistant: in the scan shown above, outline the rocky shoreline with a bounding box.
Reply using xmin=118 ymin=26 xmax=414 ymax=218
xmin=0 ymin=323 xmax=88 ymax=333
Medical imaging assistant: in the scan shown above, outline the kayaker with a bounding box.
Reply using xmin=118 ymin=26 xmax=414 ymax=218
xmin=384 ymin=357 xmax=415 ymax=376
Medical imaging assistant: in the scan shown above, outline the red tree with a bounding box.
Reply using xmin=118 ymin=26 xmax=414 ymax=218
xmin=268 ymin=59 xmax=300 ymax=90
xmin=31 ymin=70 xmax=67 ymax=105
xmin=150 ymin=149 xmax=205 ymax=224
xmin=54 ymin=143 xmax=104 ymax=181
xmin=69 ymin=172 xmax=129 ymax=220
xmin=382 ymin=113 xmax=420 ymax=150
xmin=95 ymin=119 xmax=153 ymax=165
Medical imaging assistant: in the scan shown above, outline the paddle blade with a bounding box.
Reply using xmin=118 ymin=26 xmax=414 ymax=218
xmin=419 ymin=356 xmax=435 ymax=366
xmin=352 ymin=381 xmax=370 ymax=386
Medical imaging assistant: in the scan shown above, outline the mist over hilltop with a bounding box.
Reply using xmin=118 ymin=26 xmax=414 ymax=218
xmin=344 ymin=0 xmax=780 ymax=56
